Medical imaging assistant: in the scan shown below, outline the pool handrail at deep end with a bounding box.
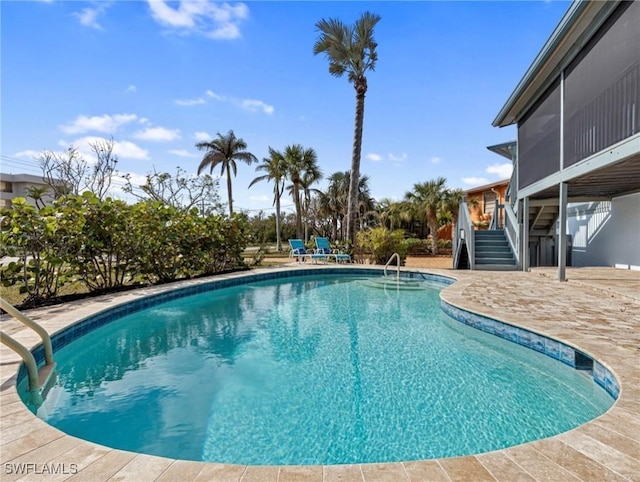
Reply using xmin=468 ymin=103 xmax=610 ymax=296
xmin=1 ymin=297 xmax=56 ymax=406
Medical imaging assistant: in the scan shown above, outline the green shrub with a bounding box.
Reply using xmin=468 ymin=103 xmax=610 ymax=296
xmin=356 ymin=228 xmax=413 ymax=265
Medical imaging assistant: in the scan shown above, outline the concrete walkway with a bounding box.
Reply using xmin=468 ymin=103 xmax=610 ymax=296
xmin=1 ymin=266 xmax=638 ymax=481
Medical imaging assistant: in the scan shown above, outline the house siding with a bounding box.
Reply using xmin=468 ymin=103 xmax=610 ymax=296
xmin=567 ymin=192 xmax=640 ymax=268
xmin=564 ymin=1 xmax=640 ymax=167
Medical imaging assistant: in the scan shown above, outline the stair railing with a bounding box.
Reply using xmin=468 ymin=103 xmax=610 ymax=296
xmin=454 ymin=200 xmax=475 ymax=270
xmin=503 ymin=201 xmax=520 ymax=269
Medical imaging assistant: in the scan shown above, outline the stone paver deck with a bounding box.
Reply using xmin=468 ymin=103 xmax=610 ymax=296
xmin=1 ymin=266 xmax=639 ymax=481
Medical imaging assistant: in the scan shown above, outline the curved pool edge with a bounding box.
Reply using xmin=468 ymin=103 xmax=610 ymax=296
xmin=1 ymin=265 xmax=638 ymax=481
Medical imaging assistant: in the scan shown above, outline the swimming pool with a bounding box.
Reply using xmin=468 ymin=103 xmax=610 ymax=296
xmin=20 ymin=270 xmax=615 ymax=465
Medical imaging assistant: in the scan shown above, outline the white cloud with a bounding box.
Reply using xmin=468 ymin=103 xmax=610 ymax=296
xmin=486 ymin=163 xmax=513 ymax=179
xmin=249 ymin=194 xmax=270 ymax=203
xmin=367 ymin=153 xmax=382 ymax=162
xmin=462 ymin=177 xmax=489 ymax=186
xmin=194 ymin=131 xmax=211 ymax=141
xmin=430 ymin=156 xmax=442 ymax=164
xmin=62 ymin=136 xmax=150 ymax=161
xmin=14 ymin=150 xmax=41 ymax=159
xmin=133 ymin=126 xmax=181 ymax=142
xmin=174 ymin=97 xmax=206 ymax=106
xmin=60 ymin=114 xmax=138 ymax=134
xmin=112 ymin=140 xmax=150 ymax=160
xmin=206 ymin=90 xmax=225 ymax=100
xmin=169 ymin=149 xmax=198 ymax=158
xmin=147 ymin=0 xmax=249 ymax=40
xmin=73 ymin=4 xmax=111 ymax=30
xmin=240 ymin=99 xmax=274 ymax=115
xmin=126 ymin=85 xmax=137 ymax=93
xmin=388 ymin=153 xmax=407 ymax=162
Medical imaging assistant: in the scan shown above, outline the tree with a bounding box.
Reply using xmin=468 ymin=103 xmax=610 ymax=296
xmin=38 ymin=137 xmax=119 ymax=200
xmin=249 ymin=147 xmax=288 ymax=251
xmin=196 ymin=130 xmax=257 ymax=216
xmin=299 ymin=168 xmax=323 ymax=242
xmin=283 ymin=144 xmax=320 ymax=239
xmin=314 ymin=11 xmax=381 ymax=245
xmin=122 ymin=167 xmax=221 ymax=215
xmin=318 ymin=171 xmax=349 ymax=240
xmin=405 ymin=177 xmax=448 ymax=255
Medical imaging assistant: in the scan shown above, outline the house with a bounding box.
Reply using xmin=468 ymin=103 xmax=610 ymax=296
xmin=465 ymin=178 xmax=510 ymax=229
xmin=456 ymin=0 xmax=639 ymax=278
xmin=0 ymin=173 xmax=55 ymax=208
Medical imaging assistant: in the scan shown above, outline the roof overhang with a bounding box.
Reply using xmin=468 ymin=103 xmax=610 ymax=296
xmin=492 ymin=0 xmax=620 ymax=128
xmin=486 ymin=141 xmax=517 ymax=161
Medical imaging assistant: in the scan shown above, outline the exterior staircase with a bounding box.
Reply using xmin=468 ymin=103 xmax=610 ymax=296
xmin=474 ymin=229 xmax=517 ymax=270
xmin=529 ymin=204 xmax=559 ymax=235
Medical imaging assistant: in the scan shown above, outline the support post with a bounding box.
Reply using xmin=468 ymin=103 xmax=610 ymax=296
xmin=522 ymin=197 xmax=530 ymax=272
xmin=558 ymin=182 xmax=568 ymax=281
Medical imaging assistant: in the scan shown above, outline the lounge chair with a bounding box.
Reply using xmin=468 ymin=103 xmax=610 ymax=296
xmin=288 ymin=239 xmax=314 ymax=262
xmin=314 ymin=237 xmax=351 ymax=263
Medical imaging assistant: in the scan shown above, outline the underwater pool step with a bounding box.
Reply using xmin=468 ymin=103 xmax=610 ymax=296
xmin=358 ymin=276 xmax=442 ymax=290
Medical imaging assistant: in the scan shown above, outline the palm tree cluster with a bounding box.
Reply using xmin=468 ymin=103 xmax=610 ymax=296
xmin=377 ymin=177 xmax=466 ymax=255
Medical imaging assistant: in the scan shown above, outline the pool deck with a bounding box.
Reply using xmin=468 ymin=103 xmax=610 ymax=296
xmin=1 ymin=266 xmax=639 ymax=481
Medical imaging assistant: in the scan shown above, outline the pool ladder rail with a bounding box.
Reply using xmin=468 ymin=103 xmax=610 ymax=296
xmin=0 ymin=297 xmax=56 ymax=407
xmin=384 ymin=252 xmax=401 ymax=280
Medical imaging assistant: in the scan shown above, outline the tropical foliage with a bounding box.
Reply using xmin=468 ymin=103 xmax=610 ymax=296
xmin=0 ymin=194 xmax=248 ymax=306
xmin=196 ymin=130 xmax=257 ymax=216
xmin=314 ymin=11 xmax=381 ymax=245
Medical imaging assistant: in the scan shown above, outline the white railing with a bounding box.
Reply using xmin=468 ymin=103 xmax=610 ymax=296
xmin=504 ymin=201 xmax=520 ymax=269
xmin=0 ymin=298 xmax=55 ymax=405
xmin=384 ymin=252 xmax=400 ymax=279
xmin=454 ymin=200 xmax=474 ymax=270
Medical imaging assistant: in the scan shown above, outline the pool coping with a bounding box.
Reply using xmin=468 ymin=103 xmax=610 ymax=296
xmin=1 ymin=265 xmax=639 ymax=481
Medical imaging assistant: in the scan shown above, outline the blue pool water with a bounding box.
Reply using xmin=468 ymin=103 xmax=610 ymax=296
xmin=28 ymin=274 xmax=614 ymax=465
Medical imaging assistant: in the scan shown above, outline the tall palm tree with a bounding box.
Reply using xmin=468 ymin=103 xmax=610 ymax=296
xmin=405 ymin=177 xmax=448 ymax=255
xmin=314 ymin=11 xmax=381 ymax=245
xmin=322 ymin=171 xmax=350 ymax=240
xmin=196 ymin=130 xmax=257 ymax=216
xmin=249 ymin=147 xmax=288 ymax=251
xmin=283 ymin=144 xmax=320 ymax=239
xmin=300 ymin=169 xmax=323 ymax=242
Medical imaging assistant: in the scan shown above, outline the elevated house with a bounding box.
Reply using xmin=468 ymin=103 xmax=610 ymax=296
xmin=455 ymin=0 xmax=640 ymax=278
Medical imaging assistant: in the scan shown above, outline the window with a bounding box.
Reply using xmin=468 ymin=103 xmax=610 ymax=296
xmin=483 ymin=192 xmax=497 ymax=215
xmin=0 ymin=181 xmax=13 ymax=193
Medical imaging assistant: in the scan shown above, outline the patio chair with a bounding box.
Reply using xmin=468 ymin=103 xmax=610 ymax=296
xmin=288 ymin=239 xmax=313 ymax=262
xmin=314 ymin=237 xmax=351 ymax=263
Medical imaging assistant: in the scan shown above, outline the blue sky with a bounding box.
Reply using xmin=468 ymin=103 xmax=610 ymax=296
xmin=1 ymin=0 xmax=570 ymax=214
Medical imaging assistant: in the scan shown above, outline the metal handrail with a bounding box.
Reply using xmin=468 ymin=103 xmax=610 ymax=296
xmin=0 ymin=298 xmax=54 ymax=365
xmin=0 ymin=332 xmax=43 ymax=404
xmin=384 ymin=253 xmax=400 ymax=279
xmin=0 ymin=297 xmax=55 ymax=404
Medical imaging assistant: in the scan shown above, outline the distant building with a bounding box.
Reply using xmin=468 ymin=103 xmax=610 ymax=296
xmin=0 ymin=173 xmax=54 ymax=208
xmin=465 ymin=178 xmax=510 ymax=229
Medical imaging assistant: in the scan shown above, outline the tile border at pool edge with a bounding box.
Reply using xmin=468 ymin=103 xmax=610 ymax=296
xmin=439 ymin=298 xmax=620 ymax=400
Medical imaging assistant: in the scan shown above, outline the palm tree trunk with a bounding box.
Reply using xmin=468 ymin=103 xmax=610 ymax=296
xmin=275 ymin=186 xmax=282 ymax=251
xmin=347 ymin=78 xmax=367 ymax=245
xmin=226 ymin=169 xmax=234 ymax=216
xmin=429 ymin=216 xmax=439 ymax=255
xmin=293 ymin=184 xmax=302 ymax=239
